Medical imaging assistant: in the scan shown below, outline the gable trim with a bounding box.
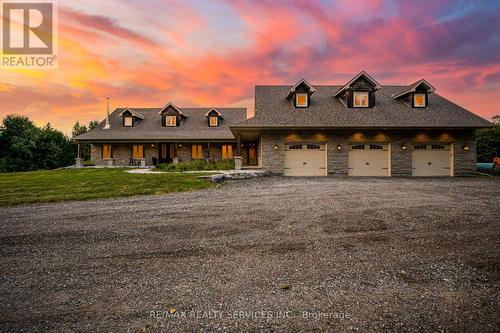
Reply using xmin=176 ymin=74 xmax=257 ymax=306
xmin=333 ymin=71 xmax=382 ymax=97
xmin=204 ymin=108 xmax=224 ymax=119
xmin=158 ymin=102 xmax=188 ymax=117
xmin=392 ymin=79 xmax=436 ymax=99
xmin=285 ymin=79 xmax=316 ymax=99
xmin=118 ymin=108 xmax=144 ymax=119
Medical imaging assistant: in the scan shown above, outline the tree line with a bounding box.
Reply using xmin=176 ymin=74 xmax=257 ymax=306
xmin=0 ymin=114 xmax=98 ymax=172
xmin=0 ymin=114 xmax=499 ymax=172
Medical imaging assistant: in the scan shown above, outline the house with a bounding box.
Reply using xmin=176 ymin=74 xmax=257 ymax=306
xmin=74 ymin=103 xmax=249 ymax=167
xmin=229 ymin=71 xmax=492 ymax=176
xmin=76 ymin=71 xmax=492 ymax=176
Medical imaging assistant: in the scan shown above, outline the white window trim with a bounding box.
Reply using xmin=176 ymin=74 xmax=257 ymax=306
xmin=353 ymin=92 xmax=369 ymax=108
xmin=209 ymin=116 xmax=218 ymax=127
xmin=414 ymin=94 xmax=426 ymax=107
xmin=124 ymin=116 xmax=133 ymax=127
xmin=166 ymin=115 xmax=176 ymax=127
xmin=295 ymin=93 xmax=308 ymax=107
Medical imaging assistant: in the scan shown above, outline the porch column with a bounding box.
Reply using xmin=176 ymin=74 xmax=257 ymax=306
xmin=75 ymin=143 xmax=83 ymax=168
xmin=237 ymin=134 xmax=241 ymax=155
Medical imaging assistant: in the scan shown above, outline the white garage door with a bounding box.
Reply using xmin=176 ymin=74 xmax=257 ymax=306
xmin=284 ymin=143 xmax=327 ymax=176
xmin=348 ymin=144 xmax=390 ymax=176
xmin=412 ymin=144 xmax=452 ymax=176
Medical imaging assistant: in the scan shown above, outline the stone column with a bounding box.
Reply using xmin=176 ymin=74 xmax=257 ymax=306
xmin=75 ymin=158 xmax=83 ymax=168
xmin=234 ymin=156 xmax=242 ymax=170
xmin=107 ymin=158 xmax=114 ymax=167
xmin=140 ymin=158 xmax=146 ymax=168
xmin=173 ymin=157 xmax=179 ymax=164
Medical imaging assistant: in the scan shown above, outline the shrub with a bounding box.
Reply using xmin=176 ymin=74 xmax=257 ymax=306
xmin=154 ymin=159 xmax=235 ymax=172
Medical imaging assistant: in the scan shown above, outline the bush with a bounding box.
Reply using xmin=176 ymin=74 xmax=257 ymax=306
xmin=154 ymin=159 xmax=235 ymax=172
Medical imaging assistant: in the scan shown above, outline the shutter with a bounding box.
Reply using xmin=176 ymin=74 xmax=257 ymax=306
xmin=197 ymin=145 xmax=203 ymax=159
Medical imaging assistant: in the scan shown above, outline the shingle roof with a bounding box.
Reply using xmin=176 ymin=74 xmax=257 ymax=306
xmin=232 ymin=85 xmax=492 ymax=129
xmin=75 ymin=107 xmax=247 ymax=141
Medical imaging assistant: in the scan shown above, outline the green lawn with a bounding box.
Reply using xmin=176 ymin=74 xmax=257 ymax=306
xmin=0 ymin=168 xmax=215 ymax=206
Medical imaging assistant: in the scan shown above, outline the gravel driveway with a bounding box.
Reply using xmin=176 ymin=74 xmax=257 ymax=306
xmin=1 ymin=176 xmax=499 ymax=332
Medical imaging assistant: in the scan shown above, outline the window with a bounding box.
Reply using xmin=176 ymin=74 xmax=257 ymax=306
xmin=353 ymin=92 xmax=368 ymax=107
xmin=414 ymin=144 xmax=427 ymax=150
xmin=288 ymin=144 xmax=302 ymax=150
xmin=431 ymin=144 xmax=445 ymax=150
xmin=132 ymin=145 xmax=144 ymax=158
xmin=296 ymin=93 xmax=308 ymax=107
xmin=192 ymin=144 xmax=203 ymax=159
xmin=222 ymin=145 xmax=233 ymax=159
xmin=124 ymin=116 xmax=133 ymax=127
xmin=307 ymin=144 xmax=320 ymax=150
xmin=209 ymin=116 xmax=218 ymax=127
xmin=166 ymin=115 xmax=176 ymax=127
xmin=351 ymin=144 xmax=365 ymax=150
xmin=414 ymin=94 xmax=426 ymax=107
xmin=370 ymin=144 xmax=383 ymax=150
xmin=102 ymin=144 xmax=112 ymax=159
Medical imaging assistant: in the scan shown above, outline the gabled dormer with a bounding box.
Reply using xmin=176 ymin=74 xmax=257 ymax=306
xmin=333 ymin=71 xmax=381 ymax=108
xmin=205 ymin=108 xmax=223 ymax=127
xmin=158 ymin=102 xmax=188 ymax=127
xmin=286 ymin=79 xmax=316 ymax=108
xmin=119 ymin=108 xmax=144 ymax=127
xmin=392 ymin=79 xmax=435 ymax=108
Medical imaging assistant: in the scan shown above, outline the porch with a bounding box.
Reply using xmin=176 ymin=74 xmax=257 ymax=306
xmin=82 ymin=141 xmax=260 ymax=168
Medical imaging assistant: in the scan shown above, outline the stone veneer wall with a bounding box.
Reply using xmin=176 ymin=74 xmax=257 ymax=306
xmin=91 ymin=142 xmax=236 ymax=166
xmin=260 ymin=129 xmax=476 ymax=176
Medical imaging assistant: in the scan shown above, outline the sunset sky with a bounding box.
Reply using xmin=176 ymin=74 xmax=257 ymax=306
xmin=1 ymin=0 xmax=499 ymax=135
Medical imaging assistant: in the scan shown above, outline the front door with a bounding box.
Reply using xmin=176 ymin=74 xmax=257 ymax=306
xmin=159 ymin=143 xmax=175 ymax=163
xmin=248 ymin=144 xmax=256 ymax=165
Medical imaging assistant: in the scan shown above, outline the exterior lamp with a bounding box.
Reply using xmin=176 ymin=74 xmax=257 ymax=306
xmin=273 ymin=144 xmax=279 ymax=150
xmin=401 ymin=144 xmax=407 ymax=150
xmin=178 ymin=143 xmax=183 ymax=148
xmin=336 ymin=144 xmax=342 ymax=150
xmin=463 ymin=144 xmax=469 ymax=151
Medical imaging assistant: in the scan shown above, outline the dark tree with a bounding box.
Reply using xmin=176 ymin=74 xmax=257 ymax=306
xmin=476 ymin=115 xmax=500 ymax=163
xmin=0 ymin=115 xmax=40 ymax=172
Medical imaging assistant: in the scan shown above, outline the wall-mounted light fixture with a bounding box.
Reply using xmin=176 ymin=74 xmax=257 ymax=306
xmin=336 ymin=144 xmax=342 ymax=150
xmin=178 ymin=143 xmax=183 ymax=148
xmin=462 ymin=144 xmax=469 ymax=151
xmin=273 ymin=144 xmax=279 ymax=151
xmin=401 ymin=144 xmax=407 ymax=150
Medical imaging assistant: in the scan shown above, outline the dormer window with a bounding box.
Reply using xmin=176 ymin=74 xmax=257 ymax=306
xmin=353 ymin=92 xmax=368 ymax=107
xmin=209 ymin=116 xmax=218 ymax=127
xmin=286 ymin=79 xmax=315 ymax=108
xmin=119 ymin=108 xmax=144 ymax=127
xmin=166 ymin=115 xmax=176 ymax=127
xmin=392 ymin=79 xmax=435 ymax=108
xmin=295 ymin=93 xmax=308 ymax=108
xmin=159 ymin=103 xmax=187 ymax=127
xmin=205 ymin=108 xmax=223 ymax=127
xmin=414 ymin=94 xmax=426 ymax=108
xmin=333 ymin=71 xmax=381 ymax=108
xmin=124 ymin=116 xmax=133 ymax=127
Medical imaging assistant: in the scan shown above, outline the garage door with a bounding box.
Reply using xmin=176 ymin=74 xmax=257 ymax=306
xmin=348 ymin=144 xmax=390 ymax=176
xmin=284 ymin=143 xmax=326 ymax=176
xmin=412 ymin=144 xmax=452 ymax=176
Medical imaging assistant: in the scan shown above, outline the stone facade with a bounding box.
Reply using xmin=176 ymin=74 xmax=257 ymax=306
xmin=259 ymin=129 xmax=476 ymax=176
xmin=90 ymin=142 xmax=236 ymax=166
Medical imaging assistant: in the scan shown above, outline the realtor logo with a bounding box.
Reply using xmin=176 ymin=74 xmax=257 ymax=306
xmin=1 ymin=0 xmax=58 ymax=68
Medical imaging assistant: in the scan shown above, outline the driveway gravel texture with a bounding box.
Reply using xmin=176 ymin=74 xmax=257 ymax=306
xmin=1 ymin=176 xmax=499 ymax=332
